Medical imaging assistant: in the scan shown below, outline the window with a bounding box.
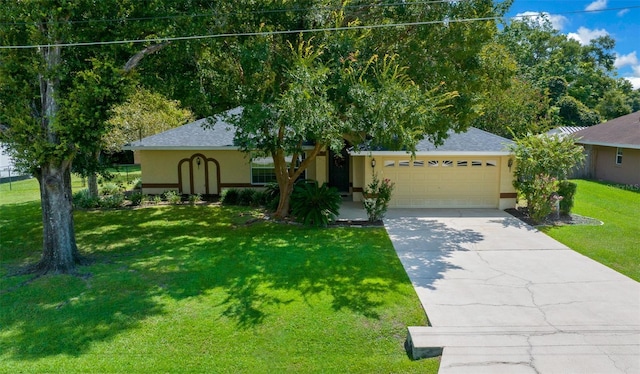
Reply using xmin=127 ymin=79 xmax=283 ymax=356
xmin=486 ymin=160 xmax=497 ymax=167
xmin=616 ymin=148 xmax=623 ymax=165
xmin=413 ymin=160 xmax=425 ymax=167
xmin=428 ymin=160 xmax=439 ymax=167
xmin=457 ymin=160 xmax=468 ymax=167
xmin=384 ymin=160 xmax=395 ymax=167
xmin=471 ymin=160 xmax=482 ymax=167
xmin=251 ymin=156 xmax=304 ymax=185
xmin=442 ymin=160 xmax=453 ymax=167
xmin=399 ymin=160 xmax=410 ymax=167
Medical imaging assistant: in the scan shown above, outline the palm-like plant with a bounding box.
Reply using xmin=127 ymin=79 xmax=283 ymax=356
xmin=290 ymin=180 xmax=341 ymax=227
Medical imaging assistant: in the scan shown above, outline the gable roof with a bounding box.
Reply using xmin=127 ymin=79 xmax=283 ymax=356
xmin=124 ymin=107 xmax=242 ymax=150
xmin=573 ymin=111 xmax=640 ymax=149
xmin=351 ymin=127 xmax=513 ymax=156
xmin=125 ymin=106 xmax=513 ymax=155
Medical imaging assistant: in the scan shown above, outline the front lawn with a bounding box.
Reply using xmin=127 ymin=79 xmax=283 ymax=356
xmin=542 ymin=179 xmax=640 ymax=281
xmin=0 ymin=185 xmax=437 ymax=372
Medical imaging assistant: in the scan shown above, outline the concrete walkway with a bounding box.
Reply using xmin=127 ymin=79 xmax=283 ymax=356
xmin=382 ymin=209 xmax=640 ymax=374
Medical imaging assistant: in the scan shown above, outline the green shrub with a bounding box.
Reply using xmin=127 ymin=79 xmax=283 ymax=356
xmin=100 ymin=182 xmax=121 ymax=196
xmin=99 ymin=193 xmax=125 ymax=209
xmin=290 ymin=180 xmax=341 ymax=227
xmin=528 ymin=174 xmax=559 ymax=222
xmin=130 ymin=192 xmax=146 ymax=206
xmin=263 ymin=183 xmax=281 ymax=211
xmin=152 ymin=195 xmax=162 ymax=205
xmin=558 ymin=180 xmax=577 ymax=214
xmin=164 ymin=190 xmax=182 ymax=205
xmin=188 ymin=194 xmax=202 ymax=205
xmin=251 ymin=191 xmax=267 ymax=207
xmin=238 ymin=189 xmax=256 ymax=206
xmin=221 ymin=189 xmax=240 ymax=205
xmin=73 ymin=189 xmax=100 ymax=209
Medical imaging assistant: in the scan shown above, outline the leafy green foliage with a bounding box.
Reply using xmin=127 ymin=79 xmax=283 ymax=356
xmin=221 ymin=189 xmax=240 ymax=205
xmin=498 ymin=18 xmax=635 ymax=125
xmin=510 ymin=134 xmax=585 ymax=220
xmin=558 ymin=180 xmax=578 ymax=214
xmin=163 ymin=190 xmax=182 ymax=205
xmin=237 ymin=189 xmax=257 ymax=206
xmin=105 ymin=88 xmax=194 ymax=152
xmin=130 ymin=192 xmax=146 ymax=206
xmin=290 ymin=180 xmax=341 ymax=227
xmin=527 ymin=175 xmax=560 ymax=222
xmin=73 ymin=189 xmax=100 ymax=210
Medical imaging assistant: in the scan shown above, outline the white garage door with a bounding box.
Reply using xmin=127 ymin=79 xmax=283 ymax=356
xmin=380 ymin=157 xmax=500 ymax=208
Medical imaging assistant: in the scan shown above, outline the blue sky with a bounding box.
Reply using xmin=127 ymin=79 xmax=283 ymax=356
xmin=506 ymin=0 xmax=640 ymax=89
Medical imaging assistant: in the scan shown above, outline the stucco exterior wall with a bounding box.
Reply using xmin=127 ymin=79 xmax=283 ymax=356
xmin=589 ymin=146 xmax=640 ymax=185
xmin=139 ymin=149 xmax=321 ymax=195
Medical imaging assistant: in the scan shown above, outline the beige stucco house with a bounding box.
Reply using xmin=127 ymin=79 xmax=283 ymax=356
xmin=125 ymin=107 xmax=517 ymax=210
xmin=574 ymin=111 xmax=640 ymax=186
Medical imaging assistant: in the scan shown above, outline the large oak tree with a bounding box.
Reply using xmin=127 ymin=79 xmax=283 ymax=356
xmin=0 ymin=1 xmax=212 ymax=274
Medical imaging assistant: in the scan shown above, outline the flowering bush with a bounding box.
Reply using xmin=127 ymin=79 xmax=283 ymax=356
xmin=363 ymin=173 xmax=395 ymax=222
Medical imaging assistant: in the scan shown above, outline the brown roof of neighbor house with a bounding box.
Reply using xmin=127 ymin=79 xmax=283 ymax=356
xmin=574 ymin=111 xmax=640 ymax=149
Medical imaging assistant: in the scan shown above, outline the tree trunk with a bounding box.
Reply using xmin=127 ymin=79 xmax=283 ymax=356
xmin=35 ymin=162 xmax=81 ymax=274
xmin=30 ymin=44 xmax=81 ymax=274
xmin=274 ymin=179 xmax=295 ymax=218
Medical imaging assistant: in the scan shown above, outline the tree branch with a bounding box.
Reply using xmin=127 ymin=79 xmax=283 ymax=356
xmin=123 ymin=42 xmax=170 ymax=72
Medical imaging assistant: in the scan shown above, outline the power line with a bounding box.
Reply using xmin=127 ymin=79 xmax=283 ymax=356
xmin=0 ymin=5 xmax=638 ymax=50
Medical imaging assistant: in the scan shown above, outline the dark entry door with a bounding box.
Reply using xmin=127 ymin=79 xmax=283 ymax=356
xmin=328 ymin=146 xmax=350 ymax=193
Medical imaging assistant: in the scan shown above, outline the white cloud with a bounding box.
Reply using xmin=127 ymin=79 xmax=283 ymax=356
xmin=617 ymin=8 xmax=630 ymax=16
xmin=515 ymin=11 xmax=568 ymax=30
xmin=567 ymin=27 xmax=609 ymax=45
xmin=615 ymin=52 xmax=638 ymax=68
xmin=585 ymin=0 xmax=607 ymax=11
xmin=623 ymin=65 xmax=640 ymax=90
xmin=624 ymin=77 xmax=640 ymax=90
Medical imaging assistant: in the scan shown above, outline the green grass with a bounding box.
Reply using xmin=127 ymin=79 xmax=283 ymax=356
xmin=542 ymin=179 xmax=640 ymax=281
xmin=0 ymin=183 xmax=438 ymax=372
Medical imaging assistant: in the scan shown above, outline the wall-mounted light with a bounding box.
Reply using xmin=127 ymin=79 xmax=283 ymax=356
xmin=196 ymin=157 xmax=202 ymax=169
xmin=508 ymin=158 xmax=513 ymax=171
xmin=371 ymin=158 xmax=376 ymax=168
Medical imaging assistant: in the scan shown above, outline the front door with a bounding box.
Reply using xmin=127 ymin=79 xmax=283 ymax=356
xmin=328 ymin=146 xmax=350 ymax=193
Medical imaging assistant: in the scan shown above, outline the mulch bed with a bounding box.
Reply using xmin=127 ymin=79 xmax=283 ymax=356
xmin=505 ymin=208 xmax=602 ymax=227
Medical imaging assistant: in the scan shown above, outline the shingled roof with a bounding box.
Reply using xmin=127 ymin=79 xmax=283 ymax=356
xmin=126 ymin=106 xmax=513 ymax=154
xmin=125 ymin=107 xmax=242 ymax=150
xmin=351 ymin=127 xmax=513 ymax=155
xmin=574 ymin=111 xmax=640 ymax=149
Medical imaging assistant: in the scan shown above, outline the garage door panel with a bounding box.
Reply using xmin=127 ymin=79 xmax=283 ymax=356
xmin=382 ymin=157 xmax=499 ymax=208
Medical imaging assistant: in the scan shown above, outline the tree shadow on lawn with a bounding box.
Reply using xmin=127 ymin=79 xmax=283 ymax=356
xmin=1 ymin=205 xmax=412 ymax=360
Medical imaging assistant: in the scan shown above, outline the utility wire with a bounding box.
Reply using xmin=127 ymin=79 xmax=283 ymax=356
xmin=0 ymin=5 xmax=638 ymax=50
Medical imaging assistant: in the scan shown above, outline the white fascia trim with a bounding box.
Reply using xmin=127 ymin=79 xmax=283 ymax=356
xmin=349 ymin=150 xmax=513 ymax=156
xmin=577 ymin=141 xmax=640 ymax=150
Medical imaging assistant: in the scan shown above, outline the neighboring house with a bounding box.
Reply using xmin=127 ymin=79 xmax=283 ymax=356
xmin=545 ymin=127 xmax=588 ymax=178
xmin=573 ymin=111 xmax=640 ymax=186
xmin=125 ymin=107 xmax=517 ymax=210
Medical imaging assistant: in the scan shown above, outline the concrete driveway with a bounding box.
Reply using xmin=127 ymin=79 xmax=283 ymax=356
xmin=384 ymin=209 xmax=640 ymax=374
